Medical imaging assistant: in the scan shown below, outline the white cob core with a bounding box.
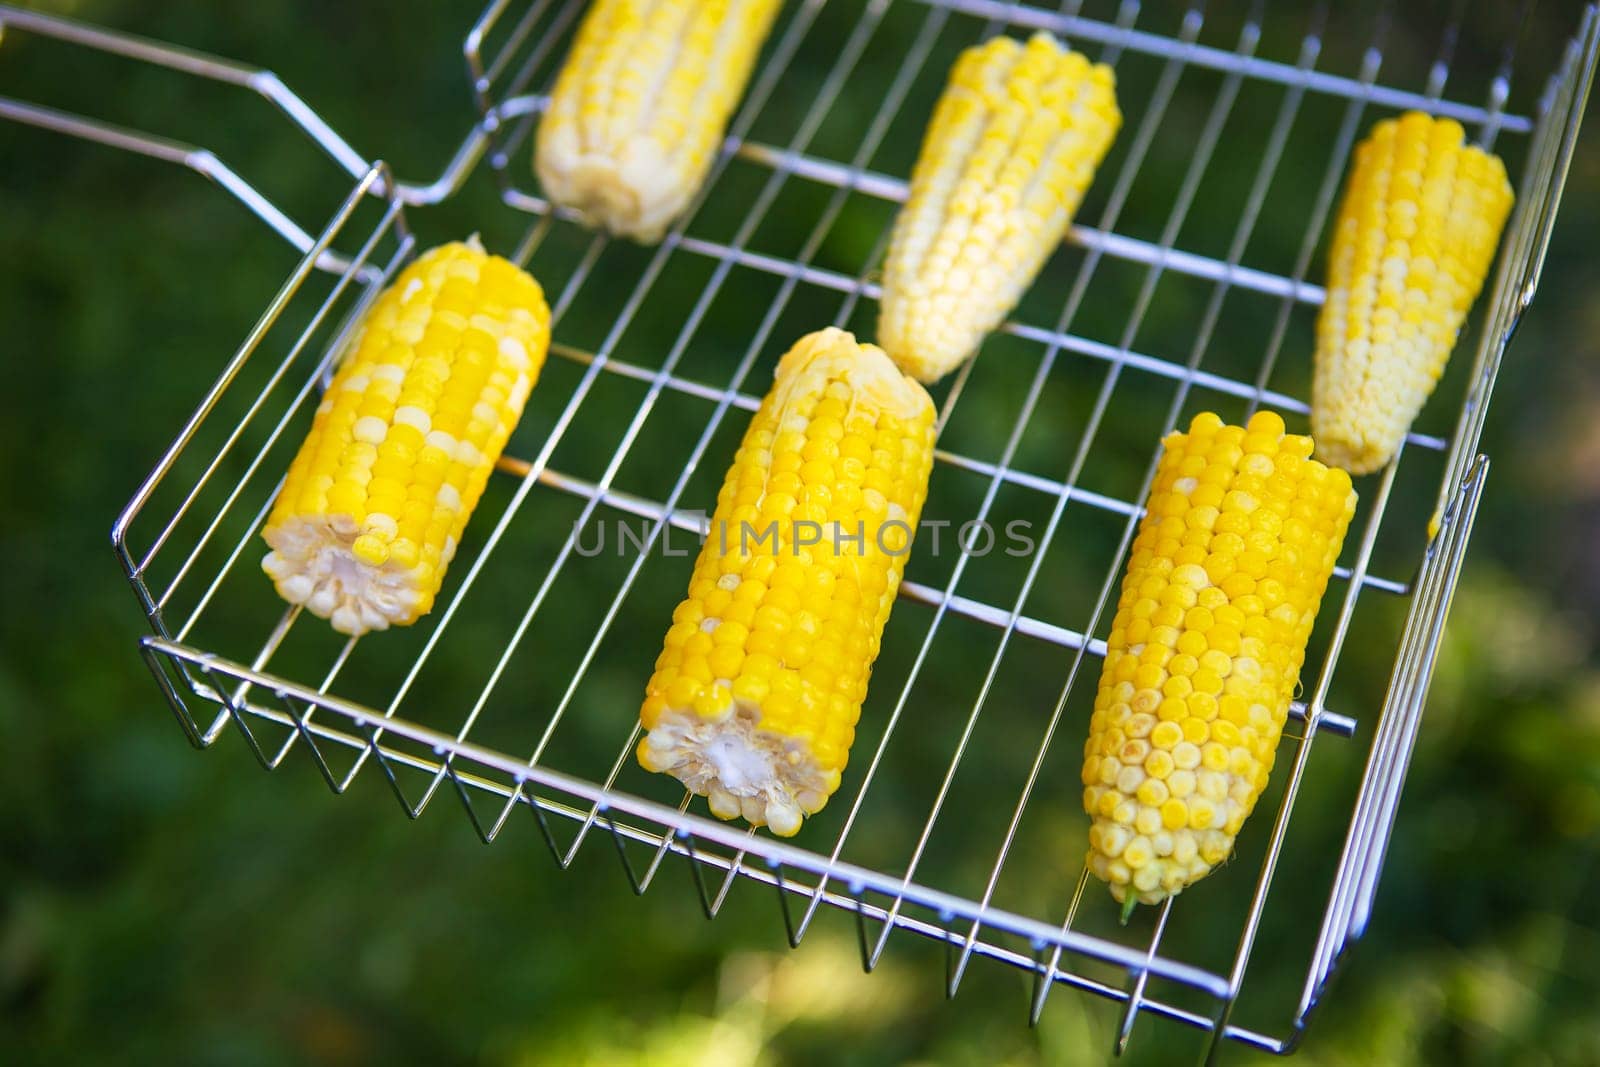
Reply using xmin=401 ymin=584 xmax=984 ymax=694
xmin=262 ymin=516 xmax=435 ymax=636
xmin=639 ymin=702 xmax=833 ymax=837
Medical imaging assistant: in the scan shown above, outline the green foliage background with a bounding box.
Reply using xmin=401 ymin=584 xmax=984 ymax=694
xmin=2 ymin=1 xmax=1597 ymax=1063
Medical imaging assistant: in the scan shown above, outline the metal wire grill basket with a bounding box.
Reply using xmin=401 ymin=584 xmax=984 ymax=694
xmin=4 ymin=0 xmax=1595 ymax=1057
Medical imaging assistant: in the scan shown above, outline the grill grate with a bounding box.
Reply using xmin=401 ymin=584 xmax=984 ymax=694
xmin=4 ymin=0 xmax=1596 ymax=1057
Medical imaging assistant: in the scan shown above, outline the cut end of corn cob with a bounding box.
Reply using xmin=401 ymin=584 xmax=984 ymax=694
xmin=638 ymin=327 xmax=936 ymax=835
xmin=879 ymin=31 xmax=1120 ymax=383
xmin=1082 ymin=411 xmax=1357 ymax=907
xmin=638 ymin=703 xmax=823 ymax=836
xmin=1312 ymin=111 xmax=1513 ymax=475
xmin=262 ymin=240 xmax=551 ymax=635
xmin=534 ymin=0 xmax=782 ymax=242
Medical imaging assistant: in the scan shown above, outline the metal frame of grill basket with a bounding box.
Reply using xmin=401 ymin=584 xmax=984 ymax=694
xmin=2 ymin=0 xmax=1595 ymax=1059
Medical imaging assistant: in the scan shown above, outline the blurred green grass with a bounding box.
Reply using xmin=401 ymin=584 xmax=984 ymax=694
xmin=2 ymin=0 xmax=1598 ymax=1064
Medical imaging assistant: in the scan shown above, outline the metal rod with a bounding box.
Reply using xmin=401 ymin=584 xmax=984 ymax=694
xmin=111 ymin=162 xmax=394 ymax=625
xmin=143 ymin=633 xmax=1235 ymax=994
xmin=914 ymin=0 xmax=1532 ymax=131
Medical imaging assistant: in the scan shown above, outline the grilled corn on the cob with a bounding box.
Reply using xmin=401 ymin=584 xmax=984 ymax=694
xmin=1083 ymin=412 xmax=1357 ymax=908
xmin=535 ymin=0 xmax=782 ymax=242
xmin=879 ymin=31 xmax=1120 ymax=384
xmin=1312 ymin=111 xmax=1513 ymax=474
xmin=262 ymin=240 xmax=550 ymax=635
xmin=638 ymin=327 xmax=936 ymax=835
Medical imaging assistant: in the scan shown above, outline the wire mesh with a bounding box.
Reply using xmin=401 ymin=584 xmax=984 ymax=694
xmin=5 ymin=0 xmax=1597 ymax=1057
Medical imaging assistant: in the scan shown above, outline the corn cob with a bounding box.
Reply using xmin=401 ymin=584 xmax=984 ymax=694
xmin=534 ymin=0 xmax=782 ymax=243
xmin=1083 ymin=411 xmax=1357 ymax=910
xmin=1312 ymin=111 xmax=1513 ymax=474
xmin=878 ymin=31 xmax=1120 ymax=384
xmin=638 ymin=328 xmax=936 ymax=835
xmin=262 ymin=240 xmax=550 ymax=636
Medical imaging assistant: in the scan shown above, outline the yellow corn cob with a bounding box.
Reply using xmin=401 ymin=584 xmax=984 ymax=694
xmin=262 ymin=240 xmax=551 ymax=635
xmin=534 ymin=0 xmax=782 ymax=243
xmin=1312 ymin=111 xmax=1513 ymax=474
xmin=879 ymin=31 xmax=1120 ymax=384
xmin=638 ymin=328 xmax=936 ymax=835
xmin=1083 ymin=412 xmax=1357 ymax=910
